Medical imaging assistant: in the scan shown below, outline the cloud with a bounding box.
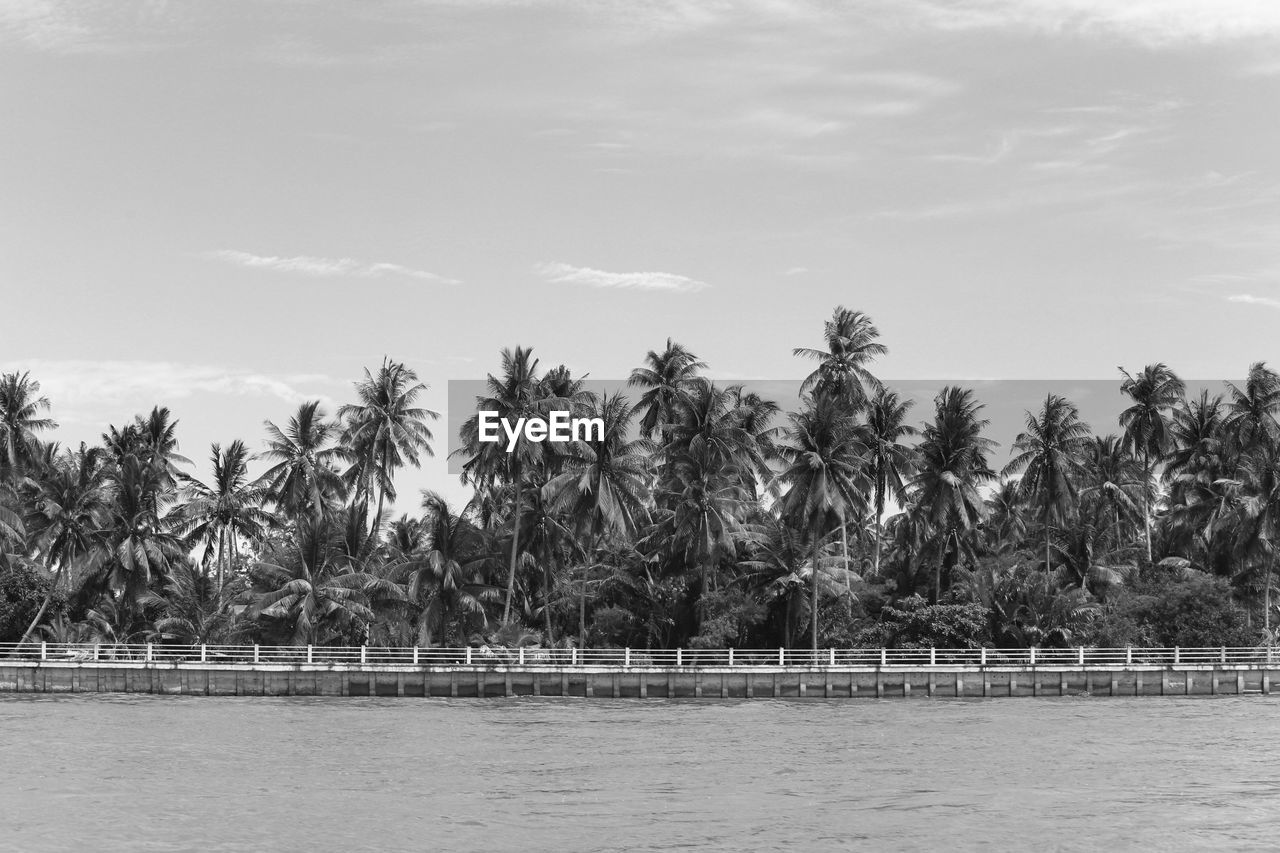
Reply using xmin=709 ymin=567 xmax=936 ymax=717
xmin=783 ymin=267 xmax=811 ymax=276
xmin=534 ymin=261 xmax=709 ymax=293
xmin=0 ymin=360 xmax=340 ymax=411
xmin=892 ymin=0 xmax=1280 ymax=46
xmin=1228 ymin=294 xmax=1280 ymax=309
xmin=204 ymin=249 xmax=460 ymax=284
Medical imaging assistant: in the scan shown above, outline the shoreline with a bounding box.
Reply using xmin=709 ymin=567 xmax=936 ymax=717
xmin=5 ymin=658 xmax=1275 ymax=699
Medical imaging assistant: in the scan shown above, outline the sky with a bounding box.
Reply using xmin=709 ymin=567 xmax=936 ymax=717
xmin=3 ymin=0 xmax=1280 ymax=510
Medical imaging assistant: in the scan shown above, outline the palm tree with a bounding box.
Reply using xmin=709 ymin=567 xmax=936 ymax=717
xmin=1119 ymin=363 xmax=1185 ymax=564
xmin=984 ymin=480 xmax=1028 ymax=553
xmin=793 ymin=306 xmax=887 ymax=411
xmin=390 ymin=492 xmax=498 ymax=646
xmin=250 ymin=515 xmax=403 ymax=645
xmin=152 ymin=560 xmax=240 ymax=645
xmin=1002 ymin=394 xmax=1092 ymax=573
xmin=912 ymin=386 xmax=996 ymax=603
xmin=1078 ymin=435 xmax=1144 ymax=559
xmin=19 ymin=445 xmax=111 ymax=642
xmin=1222 ymin=443 xmax=1280 ymax=632
xmin=75 ymin=453 xmax=186 ymax=615
xmin=774 ymin=394 xmax=866 ymax=652
xmin=547 ymin=392 xmax=651 ymax=645
xmin=338 ymin=358 xmax=439 ymax=546
xmin=455 ymin=347 xmax=581 ymax=625
xmin=864 ymin=387 xmax=916 ymax=577
xmin=1224 ymin=362 xmax=1280 ymax=456
xmin=259 ymin=401 xmax=349 ymax=520
xmin=0 ymin=371 xmax=56 ymax=482
xmin=628 ymin=339 xmax=706 ymax=441
xmin=174 ymin=440 xmax=273 ymax=588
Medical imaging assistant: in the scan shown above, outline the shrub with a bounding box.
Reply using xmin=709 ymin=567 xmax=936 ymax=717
xmin=0 ymin=562 xmax=66 ymax=643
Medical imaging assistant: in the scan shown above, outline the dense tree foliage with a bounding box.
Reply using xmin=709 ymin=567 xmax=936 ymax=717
xmin=2 ymin=322 xmax=1277 ymax=651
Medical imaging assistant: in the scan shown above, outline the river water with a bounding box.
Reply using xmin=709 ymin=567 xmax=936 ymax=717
xmin=2 ymin=694 xmax=1277 ymax=852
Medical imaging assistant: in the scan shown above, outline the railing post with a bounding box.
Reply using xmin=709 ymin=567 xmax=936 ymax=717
xmin=93 ymin=644 xmax=100 ymax=661
xmin=929 ymin=647 xmax=935 ymax=666
xmin=1173 ymin=647 xmax=1179 ymax=665
xmin=200 ymin=644 xmax=207 ymax=663
xmin=1077 ymin=647 xmax=1084 ymax=666
xmin=980 ymin=647 xmax=987 ymax=666
xmin=467 ymin=646 xmax=473 ymax=665
xmin=829 ymin=648 xmax=836 ymax=666
xmin=778 ymin=647 xmax=785 ymax=666
xmin=623 ymin=647 xmax=629 ymax=667
xmin=1220 ymin=646 xmax=1226 ymax=664
xmin=307 ymin=645 xmax=313 ymax=664
xmin=880 ymin=648 xmax=887 ymax=667
xmin=412 ymin=646 xmax=419 ymax=666
xmin=40 ymin=641 xmax=47 ymax=661
xmin=145 ymin=643 xmax=153 ymax=662
xmin=359 ymin=646 xmax=366 ymax=666
xmin=519 ymin=647 xmax=526 ymax=666
xmin=1029 ymin=647 xmax=1036 ymax=665
xmin=728 ymin=648 xmax=734 ymax=666
xmin=251 ymin=644 xmax=259 ymax=664
xmin=1125 ymin=646 xmax=1132 ymax=666
xmin=676 ymin=648 xmax=683 ymax=668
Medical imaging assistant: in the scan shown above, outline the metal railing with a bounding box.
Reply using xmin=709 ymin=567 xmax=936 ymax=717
xmin=1 ymin=643 xmax=1276 ymax=667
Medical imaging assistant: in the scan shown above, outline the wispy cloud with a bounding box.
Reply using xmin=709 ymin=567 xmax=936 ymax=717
xmin=0 ymin=359 xmax=341 ymax=417
xmin=783 ymin=266 xmax=811 ymax=276
xmin=204 ymin=249 xmax=460 ymax=284
xmin=1228 ymin=294 xmax=1280 ymax=310
xmin=534 ymin=261 xmax=709 ymax=293
xmin=894 ymin=0 xmax=1280 ymax=46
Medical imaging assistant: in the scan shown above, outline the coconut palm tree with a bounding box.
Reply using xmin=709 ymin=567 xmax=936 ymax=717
xmin=774 ymin=394 xmax=866 ymax=652
xmin=912 ymin=386 xmax=996 ymax=603
xmin=547 ymin=392 xmax=651 ymax=645
xmin=628 ymin=339 xmax=706 ymax=442
xmin=250 ymin=514 xmax=403 ymax=645
xmin=259 ymin=401 xmax=349 ymax=520
xmin=18 ymin=445 xmax=111 ymax=642
xmin=1220 ymin=442 xmax=1280 ymax=631
xmin=75 ymin=453 xmax=186 ymax=615
xmin=864 ymin=387 xmax=916 ymax=577
xmin=1078 ymin=435 xmax=1144 ymax=560
xmin=390 ymin=491 xmax=498 ymax=646
xmin=174 ymin=440 xmax=273 ymax=588
xmin=984 ymin=480 xmax=1028 ymax=554
xmin=1119 ymin=363 xmax=1185 ymax=564
xmin=793 ymin=306 xmax=887 ymax=411
xmin=0 ymin=371 xmax=56 ymax=482
xmin=338 ymin=358 xmax=439 ymax=545
xmin=1003 ymin=394 xmax=1092 ymax=573
xmin=1224 ymin=362 xmax=1280 ymax=457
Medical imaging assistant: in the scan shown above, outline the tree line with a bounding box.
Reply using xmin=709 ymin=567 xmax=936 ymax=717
xmin=1 ymin=309 xmax=1276 ymax=651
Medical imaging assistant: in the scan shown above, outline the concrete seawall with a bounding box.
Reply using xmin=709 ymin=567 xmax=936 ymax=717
xmin=2 ymin=660 xmax=1276 ymax=698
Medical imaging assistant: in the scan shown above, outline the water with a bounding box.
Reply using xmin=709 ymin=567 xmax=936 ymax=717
xmin=2 ymin=695 xmax=1277 ymax=852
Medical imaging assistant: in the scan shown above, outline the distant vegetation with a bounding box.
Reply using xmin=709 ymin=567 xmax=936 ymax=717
xmin=1 ymin=310 xmax=1275 ymax=652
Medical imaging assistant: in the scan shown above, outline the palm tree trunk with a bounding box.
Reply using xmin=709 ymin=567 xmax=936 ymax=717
xmin=1266 ymin=549 xmax=1276 ymax=634
xmin=502 ymin=479 xmax=523 ymax=625
xmin=841 ymin=520 xmax=853 ymax=614
xmin=578 ymin=544 xmax=592 ymax=649
xmin=216 ymin=527 xmax=225 ymax=590
xmin=1142 ymin=450 xmax=1153 ymax=565
xmin=934 ymin=532 xmax=945 ymax=604
xmin=542 ymin=556 xmax=556 ymax=645
xmin=873 ymin=499 xmax=884 ymax=579
xmin=20 ymin=560 xmax=66 ymax=645
xmin=811 ymin=530 xmax=821 ymax=654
